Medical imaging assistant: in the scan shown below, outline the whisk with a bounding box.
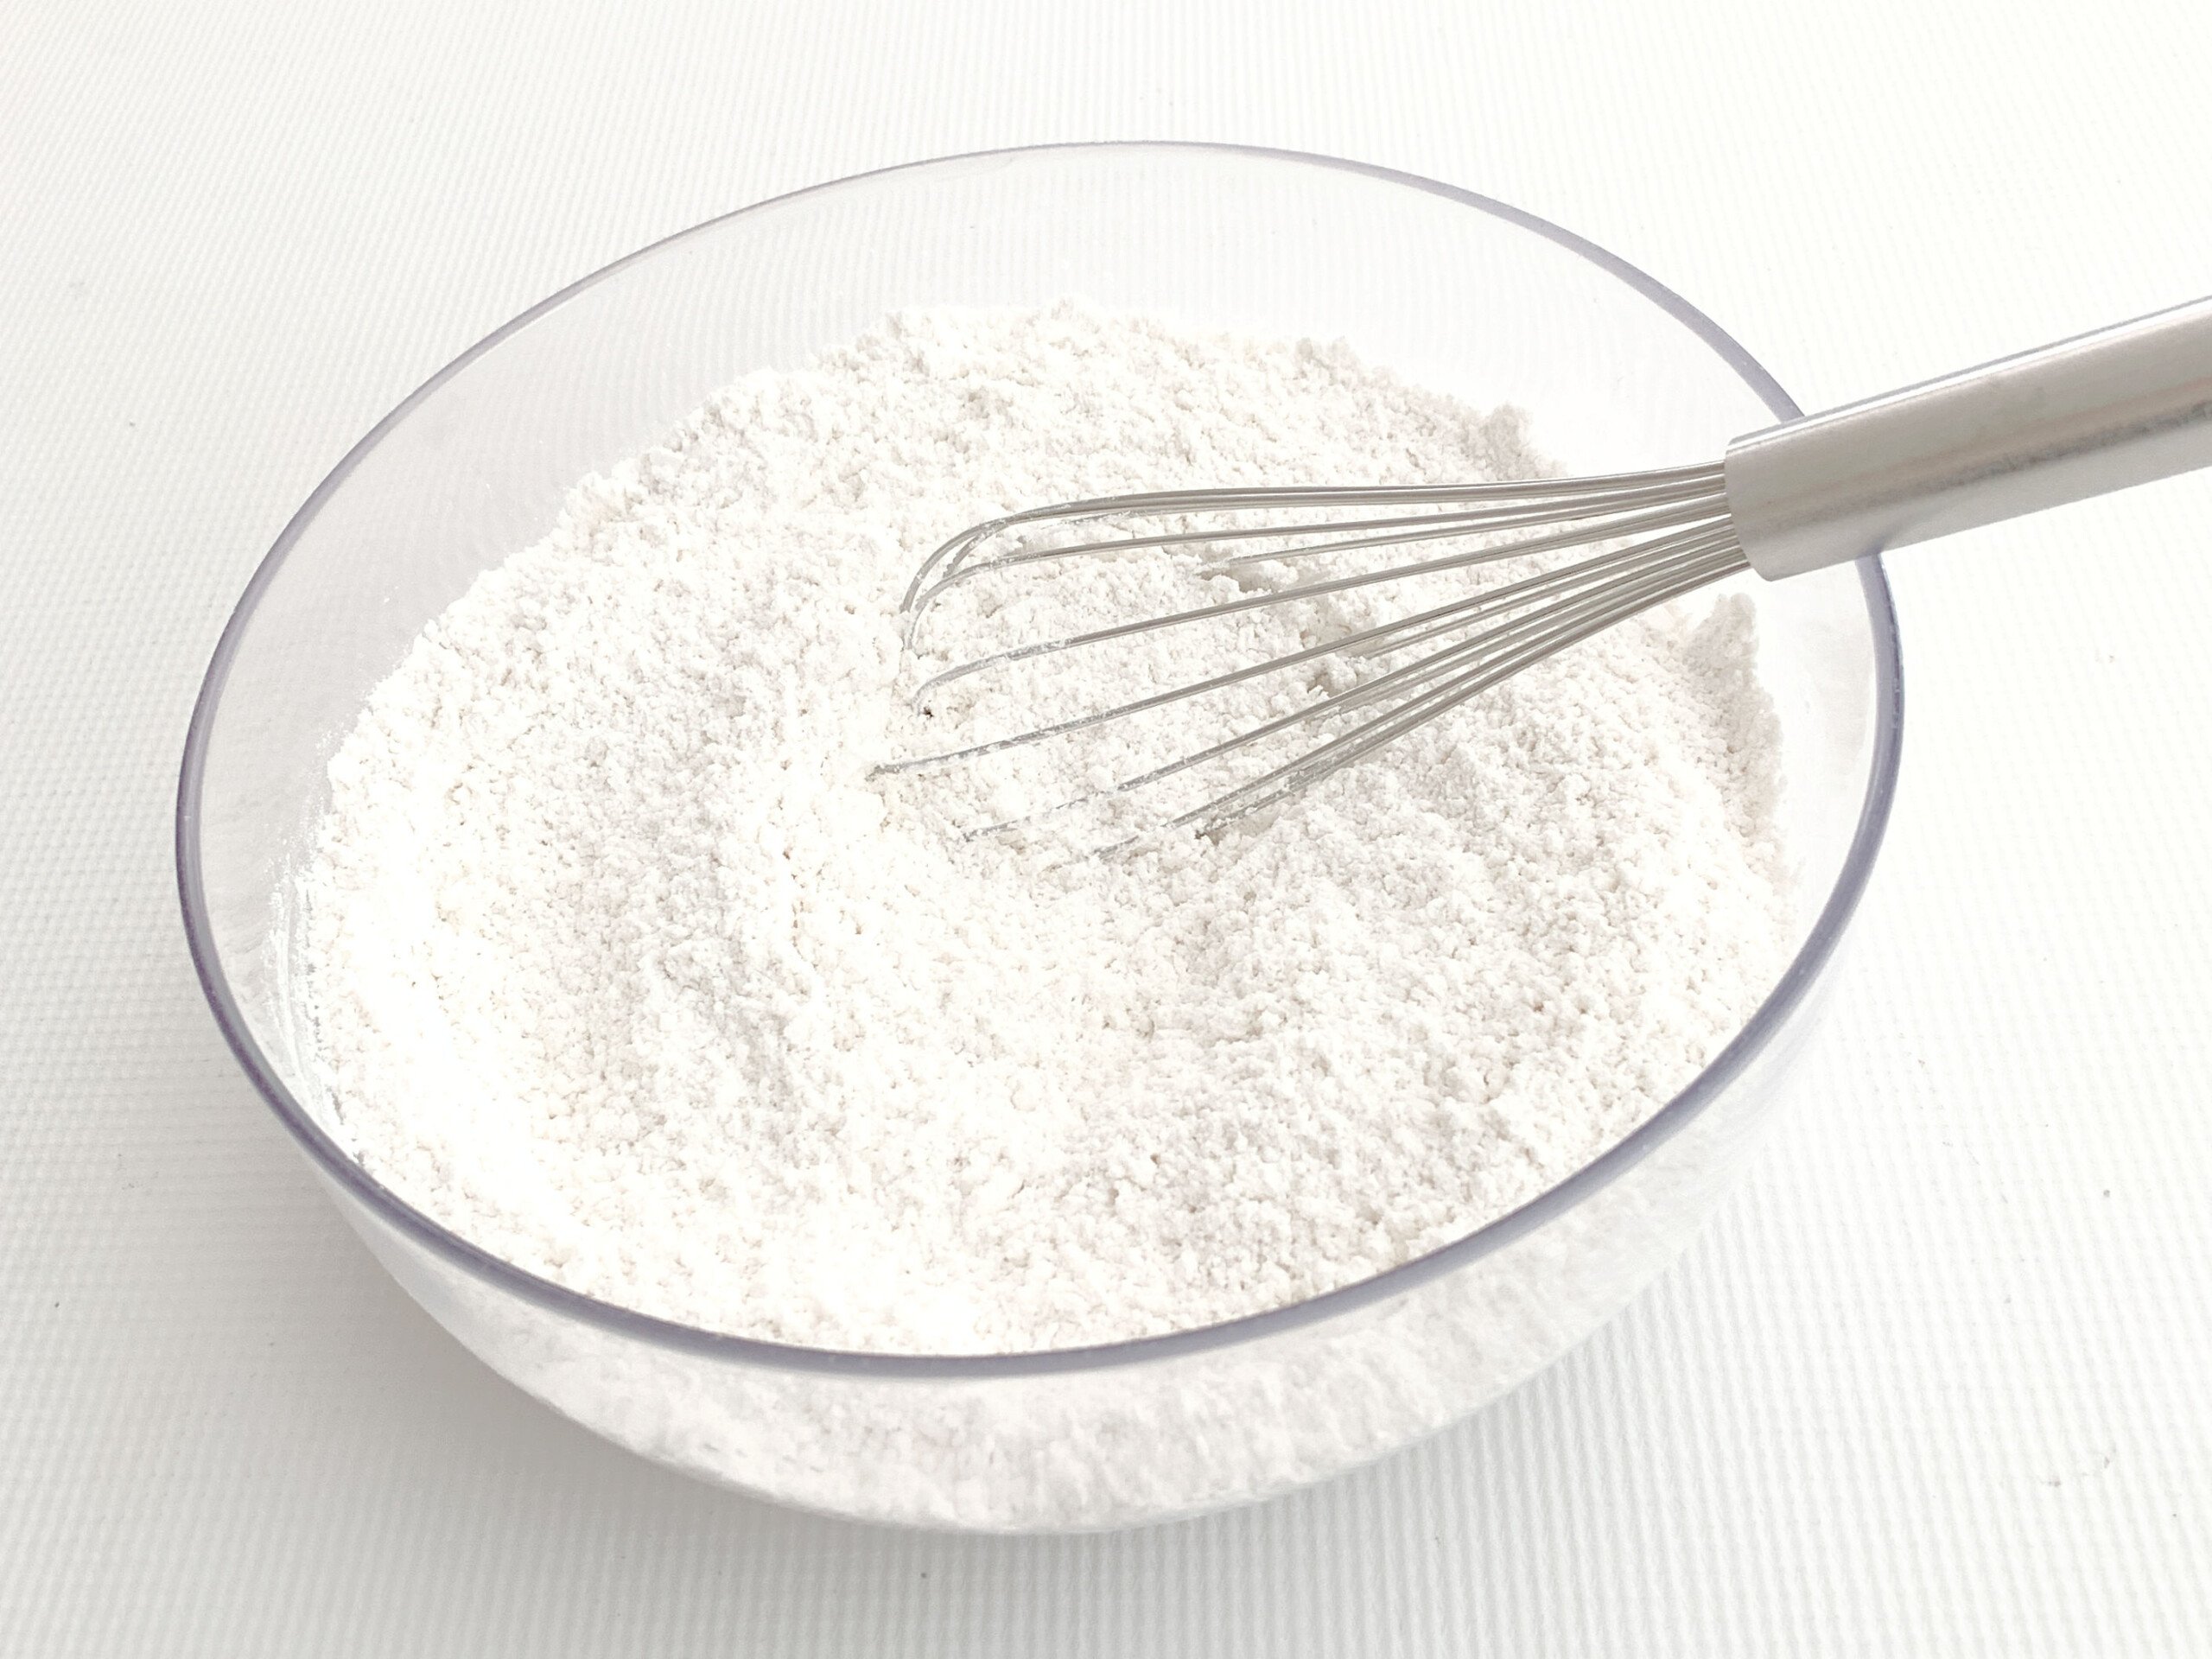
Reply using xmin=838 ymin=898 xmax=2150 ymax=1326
xmin=883 ymin=296 xmax=2212 ymax=840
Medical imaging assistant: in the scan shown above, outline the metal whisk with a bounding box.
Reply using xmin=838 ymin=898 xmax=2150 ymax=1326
xmin=882 ymin=296 xmax=2212 ymax=840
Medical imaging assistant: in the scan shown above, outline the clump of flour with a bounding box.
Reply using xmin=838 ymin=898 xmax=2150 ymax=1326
xmin=302 ymin=302 xmax=1792 ymax=1356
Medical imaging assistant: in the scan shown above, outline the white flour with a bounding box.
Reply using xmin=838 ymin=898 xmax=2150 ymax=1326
xmin=303 ymin=302 xmax=1791 ymax=1357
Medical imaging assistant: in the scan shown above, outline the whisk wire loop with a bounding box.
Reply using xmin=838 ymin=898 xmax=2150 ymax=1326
xmin=883 ymin=463 xmax=1746 ymax=840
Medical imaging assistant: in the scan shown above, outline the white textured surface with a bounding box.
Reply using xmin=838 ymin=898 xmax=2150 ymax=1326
xmin=3 ymin=0 xmax=2209 ymax=1650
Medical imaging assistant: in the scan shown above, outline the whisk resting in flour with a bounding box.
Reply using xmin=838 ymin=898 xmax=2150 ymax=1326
xmin=883 ymin=296 xmax=2212 ymax=841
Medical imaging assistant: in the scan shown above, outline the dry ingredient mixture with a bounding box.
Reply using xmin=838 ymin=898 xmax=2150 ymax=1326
xmin=302 ymin=302 xmax=1792 ymax=1357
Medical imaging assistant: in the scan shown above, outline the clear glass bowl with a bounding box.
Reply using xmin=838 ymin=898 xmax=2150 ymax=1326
xmin=177 ymin=143 xmax=1900 ymax=1531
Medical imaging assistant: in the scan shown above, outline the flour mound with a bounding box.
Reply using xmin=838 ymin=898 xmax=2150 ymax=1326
xmin=303 ymin=303 xmax=1792 ymax=1356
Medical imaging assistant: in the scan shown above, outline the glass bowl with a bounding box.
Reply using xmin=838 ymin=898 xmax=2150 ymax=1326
xmin=177 ymin=143 xmax=1900 ymax=1532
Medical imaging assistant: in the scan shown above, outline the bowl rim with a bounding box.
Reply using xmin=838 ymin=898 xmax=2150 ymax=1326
xmin=176 ymin=139 xmax=1903 ymax=1380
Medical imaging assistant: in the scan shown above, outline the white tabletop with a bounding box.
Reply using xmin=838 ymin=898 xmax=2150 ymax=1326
xmin=5 ymin=3 xmax=2209 ymax=1651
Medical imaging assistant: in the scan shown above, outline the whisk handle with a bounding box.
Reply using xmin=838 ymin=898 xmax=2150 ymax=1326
xmin=1724 ymin=294 xmax=2212 ymax=580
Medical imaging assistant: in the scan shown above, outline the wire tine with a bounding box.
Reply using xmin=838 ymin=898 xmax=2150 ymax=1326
xmin=913 ymin=486 xmax=1727 ymax=621
xmin=1319 ymin=533 xmax=1743 ymax=715
xmin=884 ymin=518 xmax=1735 ymax=766
xmin=951 ymin=537 xmax=1744 ymax=840
xmin=878 ymin=575 xmax=1527 ymax=776
xmin=906 ymin=494 xmax=1732 ymax=696
xmin=916 ymin=488 xmax=1728 ymax=621
xmin=1337 ymin=524 xmax=1743 ymax=666
xmin=1178 ymin=541 xmax=1741 ymax=791
xmin=918 ymin=499 xmax=1609 ymax=611
xmin=957 ymin=463 xmax=1722 ymax=531
xmin=918 ymin=475 xmax=1727 ymax=605
xmin=1200 ymin=490 xmax=1717 ymax=569
xmin=1081 ymin=549 xmax=1745 ymax=860
xmin=1058 ymin=463 xmax=1719 ymax=512
xmin=1280 ymin=532 xmax=1738 ymax=725
xmin=1169 ymin=551 xmax=1746 ymax=836
xmin=911 ymin=464 xmax=1725 ymax=597
xmin=900 ymin=518 xmax=1005 ymax=610
xmin=965 ymin=465 xmax=1723 ymax=530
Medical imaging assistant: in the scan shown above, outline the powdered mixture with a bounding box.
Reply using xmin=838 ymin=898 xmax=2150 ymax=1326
xmin=303 ymin=303 xmax=1791 ymax=1356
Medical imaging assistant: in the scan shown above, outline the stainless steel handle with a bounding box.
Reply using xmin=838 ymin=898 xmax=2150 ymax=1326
xmin=1724 ymin=295 xmax=2212 ymax=580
